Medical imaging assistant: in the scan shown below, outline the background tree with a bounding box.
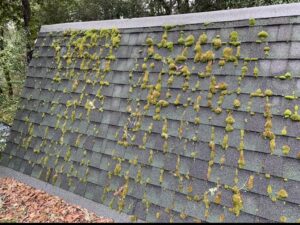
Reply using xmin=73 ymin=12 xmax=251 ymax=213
xmin=1 ymin=0 xmax=300 ymax=125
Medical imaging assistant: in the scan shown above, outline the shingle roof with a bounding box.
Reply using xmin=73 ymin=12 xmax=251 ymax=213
xmin=2 ymin=4 xmax=300 ymax=223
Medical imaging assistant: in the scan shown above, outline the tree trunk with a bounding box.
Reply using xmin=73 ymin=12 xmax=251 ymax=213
xmin=4 ymin=69 xmax=13 ymax=96
xmin=0 ymin=27 xmax=4 ymax=94
xmin=21 ymin=0 xmax=32 ymax=64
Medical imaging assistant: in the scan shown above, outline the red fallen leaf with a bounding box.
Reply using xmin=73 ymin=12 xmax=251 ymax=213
xmin=0 ymin=177 xmax=114 ymax=223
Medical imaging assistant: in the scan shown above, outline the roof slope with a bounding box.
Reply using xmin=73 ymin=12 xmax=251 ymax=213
xmin=1 ymin=4 xmax=300 ymax=223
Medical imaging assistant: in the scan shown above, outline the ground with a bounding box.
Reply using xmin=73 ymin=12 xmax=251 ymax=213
xmin=0 ymin=177 xmax=113 ymax=223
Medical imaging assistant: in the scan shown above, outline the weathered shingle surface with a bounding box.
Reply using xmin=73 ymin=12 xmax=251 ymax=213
xmin=1 ymin=5 xmax=300 ymax=223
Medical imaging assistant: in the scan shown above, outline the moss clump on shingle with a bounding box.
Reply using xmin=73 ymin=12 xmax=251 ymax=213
xmin=282 ymin=145 xmax=290 ymax=155
xmin=53 ymin=73 xmax=61 ymax=83
xmin=276 ymin=72 xmax=292 ymax=80
xmin=283 ymin=109 xmax=292 ymax=118
xmin=146 ymin=37 xmax=154 ymax=46
xmin=277 ymin=189 xmax=288 ymax=199
xmin=174 ymin=94 xmax=181 ymax=105
xmin=253 ymin=66 xmax=259 ymax=78
xmin=212 ymin=35 xmax=222 ymax=49
xmin=233 ymin=99 xmax=241 ymax=108
xmin=161 ymin=118 xmax=168 ymax=139
xmin=181 ymin=65 xmax=191 ymax=77
xmin=225 ymin=112 xmax=235 ymax=132
xmin=230 ymin=31 xmax=239 ymax=42
xmin=258 ymin=31 xmax=269 ymax=39
xmin=230 ymin=186 xmax=243 ymax=217
xmin=175 ymin=55 xmax=187 ymax=63
xmin=178 ymin=31 xmax=185 ymax=45
xmin=222 ymin=134 xmax=229 ymax=150
xmin=201 ymin=50 xmax=215 ymax=62
xmin=250 ymin=88 xmax=264 ymax=97
xmin=153 ymin=53 xmax=163 ymax=61
xmin=223 ymin=47 xmax=232 ymax=59
xmin=284 ymin=94 xmax=298 ymax=100
xmin=185 ymin=34 xmax=195 ymax=47
xmin=264 ymin=89 xmax=273 ymax=97
xmin=249 ymin=18 xmax=256 ymax=26
xmin=199 ymin=32 xmax=208 ymax=45
xmin=281 ymin=126 xmax=287 ymax=136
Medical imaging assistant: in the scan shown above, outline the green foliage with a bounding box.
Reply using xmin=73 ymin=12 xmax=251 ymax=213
xmin=0 ymin=28 xmax=26 ymax=125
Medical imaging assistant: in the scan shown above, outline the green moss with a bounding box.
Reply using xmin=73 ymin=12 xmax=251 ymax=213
xmin=282 ymin=145 xmax=291 ymax=155
xmin=280 ymin=216 xmax=287 ymax=223
xmin=238 ymin=150 xmax=245 ymax=168
xmin=199 ymin=33 xmax=208 ymax=45
xmin=174 ymin=94 xmax=181 ymax=105
xmin=153 ymin=53 xmax=163 ymax=61
xmin=212 ymin=35 xmax=222 ymax=49
xmin=233 ymin=99 xmax=241 ymax=108
xmin=147 ymin=45 xmax=154 ymax=56
xmin=201 ymin=50 xmax=215 ymax=62
xmin=284 ymin=109 xmax=292 ymax=118
xmin=182 ymin=80 xmax=189 ymax=92
xmin=219 ymin=59 xmax=225 ymax=67
xmin=230 ymin=187 xmax=243 ymax=217
xmin=241 ymin=65 xmax=248 ymax=77
xmin=53 ymin=73 xmax=61 ymax=83
xmin=253 ymin=66 xmax=259 ymax=78
xmin=249 ymin=18 xmax=256 ymax=26
xmin=276 ymin=72 xmax=292 ymax=80
xmin=175 ymin=54 xmax=187 ymax=63
xmin=161 ymin=118 xmax=168 ymax=139
xmin=166 ymin=41 xmax=174 ymax=51
xmin=178 ymin=31 xmax=185 ymax=45
xmin=214 ymin=107 xmax=222 ymax=114
xmin=258 ymin=30 xmax=269 ymax=39
xmin=157 ymin=100 xmax=169 ymax=107
xmin=185 ymin=34 xmax=195 ymax=47
xmin=222 ymin=134 xmax=229 ymax=150
xmin=265 ymin=89 xmax=273 ymax=97
xmin=285 ymin=94 xmax=298 ymax=100
xmin=277 ymin=189 xmax=288 ymax=199
xmin=230 ymin=31 xmax=239 ymax=42
xmin=281 ymin=126 xmax=287 ymax=136
xmin=223 ymin=47 xmax=234 ymax=61
xmin=194 ymin=117 xmax=201 ymax=125
xmin=181 ymin=65 xmax=191 ymax=77
xmin=250 ymin=88 xmax=264 ymax=97
xmin=225 ymin=112 xmax=235 ymax=132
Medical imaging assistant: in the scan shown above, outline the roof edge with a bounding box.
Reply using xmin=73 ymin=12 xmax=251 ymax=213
xmin=41 ymin=3 xmax=300 ymax=32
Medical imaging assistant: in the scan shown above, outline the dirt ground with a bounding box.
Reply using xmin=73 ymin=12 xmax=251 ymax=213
xmin=0 ymin=177 xmax=113 ymax=223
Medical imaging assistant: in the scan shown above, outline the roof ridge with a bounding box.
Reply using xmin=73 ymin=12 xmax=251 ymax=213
xmin=40 ymin=3 xmax=300 ymax=32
